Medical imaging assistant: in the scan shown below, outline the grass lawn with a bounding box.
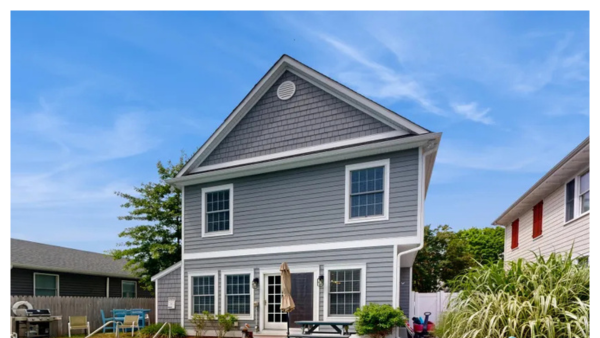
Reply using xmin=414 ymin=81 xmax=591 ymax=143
xmin=58 ymin=333 xmax=135 ymax=338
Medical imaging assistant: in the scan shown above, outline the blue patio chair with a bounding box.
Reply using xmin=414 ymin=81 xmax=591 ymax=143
xmin=100 ymin=310 xmax=114 ymax=333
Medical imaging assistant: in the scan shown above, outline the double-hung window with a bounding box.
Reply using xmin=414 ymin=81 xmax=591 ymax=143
xmin=345 ymin=159 xmax=390 ymax=224
xmin=324 ymin=265 xmax=366 ymax=320
xmin=34 ymin=273 xmax=59 ymax=296
xmin=122 ymin=281 xmax=137 ymax=298
xmin=221 ymin=271 xmax=253 ymax=320
xmin=565 ymin=170 xmax=590 ymax=223
xmin=189 ymin=273 xmax=217 ymax=316
xmin=202 ymin=184 xmax=234 ymax=237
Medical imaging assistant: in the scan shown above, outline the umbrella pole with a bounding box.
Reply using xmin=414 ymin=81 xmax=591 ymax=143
xmin=286 ymin=311 xmax=290 ymax=338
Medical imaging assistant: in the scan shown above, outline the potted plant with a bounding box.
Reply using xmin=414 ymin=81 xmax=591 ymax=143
xmin=354 ymin=303 xmax=407 ymax=338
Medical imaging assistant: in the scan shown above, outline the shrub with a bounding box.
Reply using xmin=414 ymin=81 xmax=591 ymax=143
xmin=216 ymin=313 xmax=238 ymax=338
xmin=437 ymin=250 xmax=589 ymax=338
xmin=190 ymin=311 xmax=215 ymax=337
xmin=139 ymin=322 xmax=187 ymax=338
xmin=354 ymin=303 xmax=406 ymax=338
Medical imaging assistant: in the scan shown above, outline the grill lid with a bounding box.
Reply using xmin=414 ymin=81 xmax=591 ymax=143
xmin=26 ymin=309 xmax=51 ymax=316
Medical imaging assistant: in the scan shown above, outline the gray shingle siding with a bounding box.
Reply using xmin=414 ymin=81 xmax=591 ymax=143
xmin=157 ymin=266 xmax=181 ymax=324
xmin=182 ymin=246 xmax=394 ymax=332
xmin=200 ymin=71 xmax=397 ymax=167
xmin=184 ymin=149 xmax=418 ymax=254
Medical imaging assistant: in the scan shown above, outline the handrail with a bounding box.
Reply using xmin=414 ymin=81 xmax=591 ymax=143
xmin=85 ymin=320 xmax=121 ymax=338
xmin=153 ymin=322 xmax=171 ymax=338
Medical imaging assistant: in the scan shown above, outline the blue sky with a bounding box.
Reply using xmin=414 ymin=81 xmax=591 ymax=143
xmin=11 ymin=11 xmax=589 ymax=253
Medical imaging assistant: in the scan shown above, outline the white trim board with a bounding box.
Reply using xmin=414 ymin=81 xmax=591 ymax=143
xmin=183 ymin=236 xmax=420 ymax=261
xmin=169 ymin=133 xmax=441 ymax=187
xmin=323 ymin=263 xmax=367 ymax=322
xmin=219 ymin=269 xmax=255 ymax=320
xmin=176 ymin=55 xmax=430 ymax=178
xmin=151 ymin=261 xmax=182 ymax=281
xmin=187 ymin=270 xmax=219 ymax=319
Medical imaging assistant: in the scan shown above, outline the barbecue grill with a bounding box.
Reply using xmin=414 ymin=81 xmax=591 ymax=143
xmin=11 ymin=303 xmax=62 ymax=338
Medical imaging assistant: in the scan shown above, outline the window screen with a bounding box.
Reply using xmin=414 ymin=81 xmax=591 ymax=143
xmin=193 ymin=276 xmax=215 ymax=314
xmin=350 ymin=167 xmax=384 ymax=218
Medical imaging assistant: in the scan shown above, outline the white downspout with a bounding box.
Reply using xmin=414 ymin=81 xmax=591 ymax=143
xmin=395 ymin=145 xmax=434 ymax=333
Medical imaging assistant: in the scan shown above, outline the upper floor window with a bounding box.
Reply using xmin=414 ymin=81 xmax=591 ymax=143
xmin=34 ymin=273 xmax=59 ymax=296
xmin=202 ymin=184 xmax=234 ymax=237
xmin=533 ymin=201 xmax=543 ymax=239
xmin=122 ymin=281 xmax=136 ymax=298
xmin=345 ymin=159 xmax=390 ymax=224
xmin=566 ymin=171 xmax=590 ymax=223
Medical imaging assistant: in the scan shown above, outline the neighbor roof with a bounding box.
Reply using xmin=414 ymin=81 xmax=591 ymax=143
xmin=11 ymin=238 xmax=135 ymax=279
xmin=492 ymin=137 xmax=590 ymax=226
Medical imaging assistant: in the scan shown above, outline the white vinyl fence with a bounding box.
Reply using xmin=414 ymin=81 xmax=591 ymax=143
xmin=410 ymin=292 xmax=457 ymax=324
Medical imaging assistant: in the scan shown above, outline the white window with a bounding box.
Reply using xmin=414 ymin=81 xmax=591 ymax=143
xmin=565 ymin=170 xmax=590 ymax=223
xmin=221 ymin=270 xmax=254 ymax=320
xmin=188 ymin=271 xmax=218 ymax=318
xmin=345 ymin=159 xmax=390 ymax=224
xmin=323 ymin=264 xmax=366 ymax=320
xmin=34 ymin=273 xmax=59 ymax=296
xmin=201 ymin=184 xmax=234 ymax=237
xmin=122 ymin=281 xmax=136 ymax=298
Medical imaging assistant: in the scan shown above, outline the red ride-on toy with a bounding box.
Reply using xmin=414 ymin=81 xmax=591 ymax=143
xmin=406 ymin=312 xmax=435 ymax=338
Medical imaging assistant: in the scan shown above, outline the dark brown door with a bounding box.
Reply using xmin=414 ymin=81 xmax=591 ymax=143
xmin=289 ymin=273 xmax=314 ymax=328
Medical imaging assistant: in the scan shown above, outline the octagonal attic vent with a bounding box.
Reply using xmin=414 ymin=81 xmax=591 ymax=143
xmin=277 ymin=81 xmax=296 ymax=100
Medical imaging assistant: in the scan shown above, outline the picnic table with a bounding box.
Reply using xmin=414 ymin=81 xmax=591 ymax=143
xmin=291 ymin=320 xmax=355 ymax=338
xmin=111 ymin=309 xmax=152 ymax=330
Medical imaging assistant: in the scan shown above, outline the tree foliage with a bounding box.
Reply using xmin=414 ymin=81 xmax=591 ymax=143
xmin=412 ymin=225 xmax=504 ymax=292
xmin=109 ymin=153 xmax=188 ymax=291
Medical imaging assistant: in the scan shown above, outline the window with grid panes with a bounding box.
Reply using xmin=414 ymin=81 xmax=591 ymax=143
xmin=225 ymin=274 xmax=251 ymax=315
xmin=192 ymin=276 xmax=215 ymax=314
xmin=350 ymin=167 xmax=384 ymax=218
xmin=205 ymin=190 xmax=230 ymax=233
xmin=328 ymin=269 xmax=361 ymax=316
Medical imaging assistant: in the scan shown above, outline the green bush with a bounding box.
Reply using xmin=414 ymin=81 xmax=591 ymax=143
xmin=139 ymin=322 xmax=187 ymax=338
xmin=438 ymin=250 xmax=589 ymax=338
xmin=354 ymin=303 xmax=406 ymax=338
xmin=216 ymin=313 xmax=238 ymax=338
xmin=190 ymin=311 xmax=215 ymax=337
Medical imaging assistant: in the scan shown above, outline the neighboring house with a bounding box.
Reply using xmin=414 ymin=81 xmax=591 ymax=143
xmin=493 ymin=137 xmax=589 ymax=262
xmin=151 ymin=55 xmax=441 ymax=337
xmin=11 ymin=238 xmax=153 ymax=298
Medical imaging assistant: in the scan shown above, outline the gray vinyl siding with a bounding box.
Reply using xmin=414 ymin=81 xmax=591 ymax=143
xmin=182 ymin=246 xmax=394 ymax=332
xmin=399 ymin=268 xmax=411 ymax=316
xmin=200 ymin=71 xmax=398 ymax=167
xmin=184 ymin=149 xmax=418 ymax=254
xmin=157 ymin=266 xmax=182 ymax=324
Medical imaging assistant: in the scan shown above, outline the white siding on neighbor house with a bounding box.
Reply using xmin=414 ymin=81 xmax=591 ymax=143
xmin=504 ymin=183 xmax=589 ymax=262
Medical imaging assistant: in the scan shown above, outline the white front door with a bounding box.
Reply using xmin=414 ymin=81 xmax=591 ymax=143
xmin=264 ymin=274 xmax=288 ymax=330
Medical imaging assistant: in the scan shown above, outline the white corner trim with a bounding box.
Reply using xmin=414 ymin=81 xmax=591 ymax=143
xmin=180 ymin=260 xmax=185 ymax=326
xmin=392 ymin=245 xmax=398 ymax=308
xmin=155 ymin=280 xmax=159 ymax=322
xmin=191 ymin=132 xmax=406 ymax=174
xmin=151 ymin=262 xmax=183 ymax=282
xmin=106 ymin=277 xmax=109 ymax=298
xmin=201 ymin=184 xmax=234 ymax=238
xmin=188 ymin=270 xmax=219 ymax=319
xmin=219 ymin=269 xmax=255 ymax=320
xmin=33 ymin=272 xmax=60 ymax=296
xmin=323 ymin=263 xmax=367 ymax=321
xmin=344 ymin=159 xmax=390 ymax=224
xmin=183 ymin=236 xmax=419 ymax=261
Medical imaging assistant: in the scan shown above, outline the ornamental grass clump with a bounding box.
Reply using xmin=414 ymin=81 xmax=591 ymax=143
xmin=437 ymin=250 xmax=589 ymax=338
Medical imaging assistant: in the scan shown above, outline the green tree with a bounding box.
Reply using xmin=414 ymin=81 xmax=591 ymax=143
xmin=109 ymin=153 xmax=187 ymax=291
xmin=412 ymin=225 xmax=504 ymax=292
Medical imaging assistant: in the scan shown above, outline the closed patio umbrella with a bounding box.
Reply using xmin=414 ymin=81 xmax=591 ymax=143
xmin=280 ymin=262 xmax=295 ymax=337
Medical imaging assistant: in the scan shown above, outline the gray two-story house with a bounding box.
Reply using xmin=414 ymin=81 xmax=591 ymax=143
xmin=151 ymin=55 xmax=441 ymax=337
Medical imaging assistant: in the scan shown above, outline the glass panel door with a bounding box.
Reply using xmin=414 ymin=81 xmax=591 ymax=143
xmin=264 ymin=274 xmax=287 ymax=330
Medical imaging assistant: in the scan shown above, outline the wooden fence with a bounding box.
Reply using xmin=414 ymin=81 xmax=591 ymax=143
xmin=10 ymin=296 xmax=155 ymax=337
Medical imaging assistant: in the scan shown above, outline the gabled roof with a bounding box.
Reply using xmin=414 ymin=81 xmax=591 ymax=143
xmin=11 ymin=238 xmax=136 ymax=279
xmin=176 ymin=54 xmax=431 ymax=178
xmin=493 ymin=137 xmax=590 ymax=226
xmin=150 ymin=261 xmax=181 ymax=281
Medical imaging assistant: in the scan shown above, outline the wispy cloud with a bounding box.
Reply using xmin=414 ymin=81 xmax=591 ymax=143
xmin=451 ymin=102 xmax=493 ymax=125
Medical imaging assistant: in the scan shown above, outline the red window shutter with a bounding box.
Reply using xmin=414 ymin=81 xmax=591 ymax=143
xmin=511 ymin=219 xmax=519 ymax=249
xmin=533 ymin=201 xmax=543 ymax=238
